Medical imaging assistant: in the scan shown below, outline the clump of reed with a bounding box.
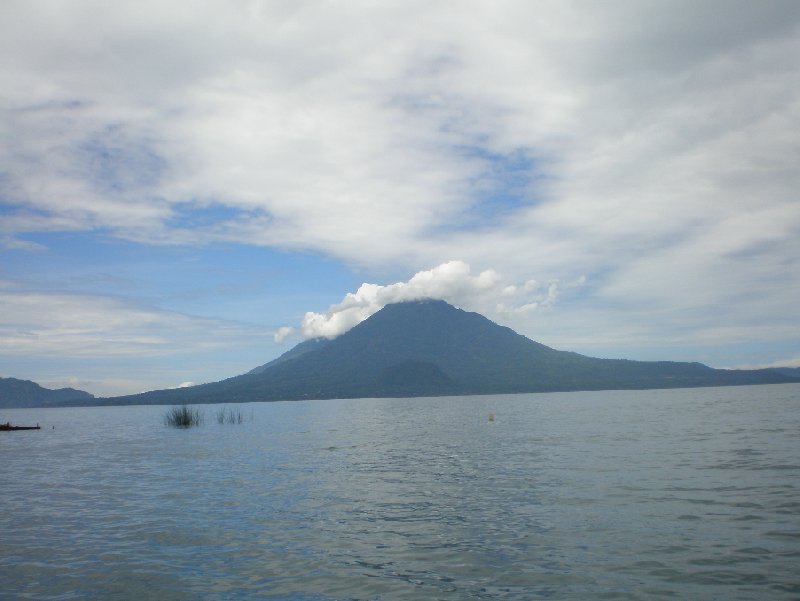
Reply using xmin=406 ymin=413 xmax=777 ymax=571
xmin=215 ymin=406 xmax=246 ymax=425
xmin=163 ymin=405 xmax=203 ymax=428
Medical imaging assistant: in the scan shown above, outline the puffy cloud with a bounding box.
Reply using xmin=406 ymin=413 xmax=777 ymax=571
xmin=4 ymin=0 xmax=797 ymax=272
xmin=1 ymin=0 xmax=797 ymax=370
xmin=273 ymin=326 xmax=295 ymax=344
xmin=299 ymin=261 xmax=565 ymax=339
xmin=167 ymin=381 xmax=195 ymax=389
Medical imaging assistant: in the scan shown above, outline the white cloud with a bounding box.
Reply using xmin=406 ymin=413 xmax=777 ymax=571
xmin=1 ymin=1 xmax=798 ymax=366
xmin=298 ymin=261 xmax=565 ymax=339
xmin=273 ymin=326 xmax=295 ymax=344
xmin=167 ymin=381 xmax=194 ymax=389
xmin=0 ymin=286 xmax=269 ymax=357
xmin=4 ymin=1 xmax=795 ymax=267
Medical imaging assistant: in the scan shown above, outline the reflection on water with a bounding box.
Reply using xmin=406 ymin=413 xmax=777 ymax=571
xmin=2 ymin=385 xmax=799 ymax=599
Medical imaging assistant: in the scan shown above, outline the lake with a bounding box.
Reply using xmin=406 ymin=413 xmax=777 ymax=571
xmin=2 ymin=384 xmax=799 ymax=600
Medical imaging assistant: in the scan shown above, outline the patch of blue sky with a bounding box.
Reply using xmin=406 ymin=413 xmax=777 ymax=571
xmin=0 ymin=199 xmax=72 ymax=227
xmin=149 ymin=243 xmax=361 ymax=326
xmin=79 ymin=127 xmax=166 ymax=194
xmin=14 ymin=98 xmax=86 ymax=114
xmin=165 ymin=201 xmax=254 ymax=229
xmin=468 ymin=146 xmax=537 ymax=206
xmin=433 ymin=145 xmax=552 ymax=235
xmin=2 ymin=230 xmax=361 ymax=327
xmin=0 ymin=200 xmax=20 ymax=215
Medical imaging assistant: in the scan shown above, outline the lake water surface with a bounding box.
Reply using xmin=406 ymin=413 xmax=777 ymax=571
xmin=2 ymin=384 xmax=799 ymax=600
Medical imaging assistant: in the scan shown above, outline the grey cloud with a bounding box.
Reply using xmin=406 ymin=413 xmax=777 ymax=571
xmin=1 ymin=0 xmax=798 ymax=357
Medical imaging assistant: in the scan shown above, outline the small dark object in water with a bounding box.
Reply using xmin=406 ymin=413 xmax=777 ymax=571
xmin=0 ymin=422 xmax=41 ymax=431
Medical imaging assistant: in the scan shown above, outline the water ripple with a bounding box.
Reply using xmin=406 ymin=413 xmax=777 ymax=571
xmin=2 ymin=385 xmax=800 ymax=599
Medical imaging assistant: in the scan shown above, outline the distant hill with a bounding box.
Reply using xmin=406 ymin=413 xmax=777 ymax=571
xmin=77 ymin=299 xmax=798 ymax=407
xmin=0 ymin=377 xmax=94 ymax=409
xmin=769 ymin=367 xmax=800 ymax=378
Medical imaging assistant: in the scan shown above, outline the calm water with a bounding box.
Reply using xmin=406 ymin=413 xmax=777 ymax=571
xmin=2 ymin=384 xmax=799 ymax=600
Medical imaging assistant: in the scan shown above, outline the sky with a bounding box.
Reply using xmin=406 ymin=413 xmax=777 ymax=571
xmin=1 ymin=0 xmax=799 ymax=397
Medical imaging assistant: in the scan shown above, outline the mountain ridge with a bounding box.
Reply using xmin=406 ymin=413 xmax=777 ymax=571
xmin=0 ymin=377 xmax=94 ymax=409
xmin=50 ymin=299 xmax=799 ymax=407
xmin=248 ymin=337 xmax=330 ymax=375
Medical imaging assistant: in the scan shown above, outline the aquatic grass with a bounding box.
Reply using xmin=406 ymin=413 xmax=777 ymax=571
xmin=216 ymin=406 xmax=246 ymax=425
xmin=163 ymin=405 xmax=203 ymax=428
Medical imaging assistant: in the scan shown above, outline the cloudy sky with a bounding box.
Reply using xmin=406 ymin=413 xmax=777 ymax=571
xmin=2 ymin=0 xmax=799 ymax=396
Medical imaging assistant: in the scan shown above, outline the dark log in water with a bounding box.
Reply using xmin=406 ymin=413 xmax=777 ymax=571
xmin=0 ymin=423 xmax=40 ymax=431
